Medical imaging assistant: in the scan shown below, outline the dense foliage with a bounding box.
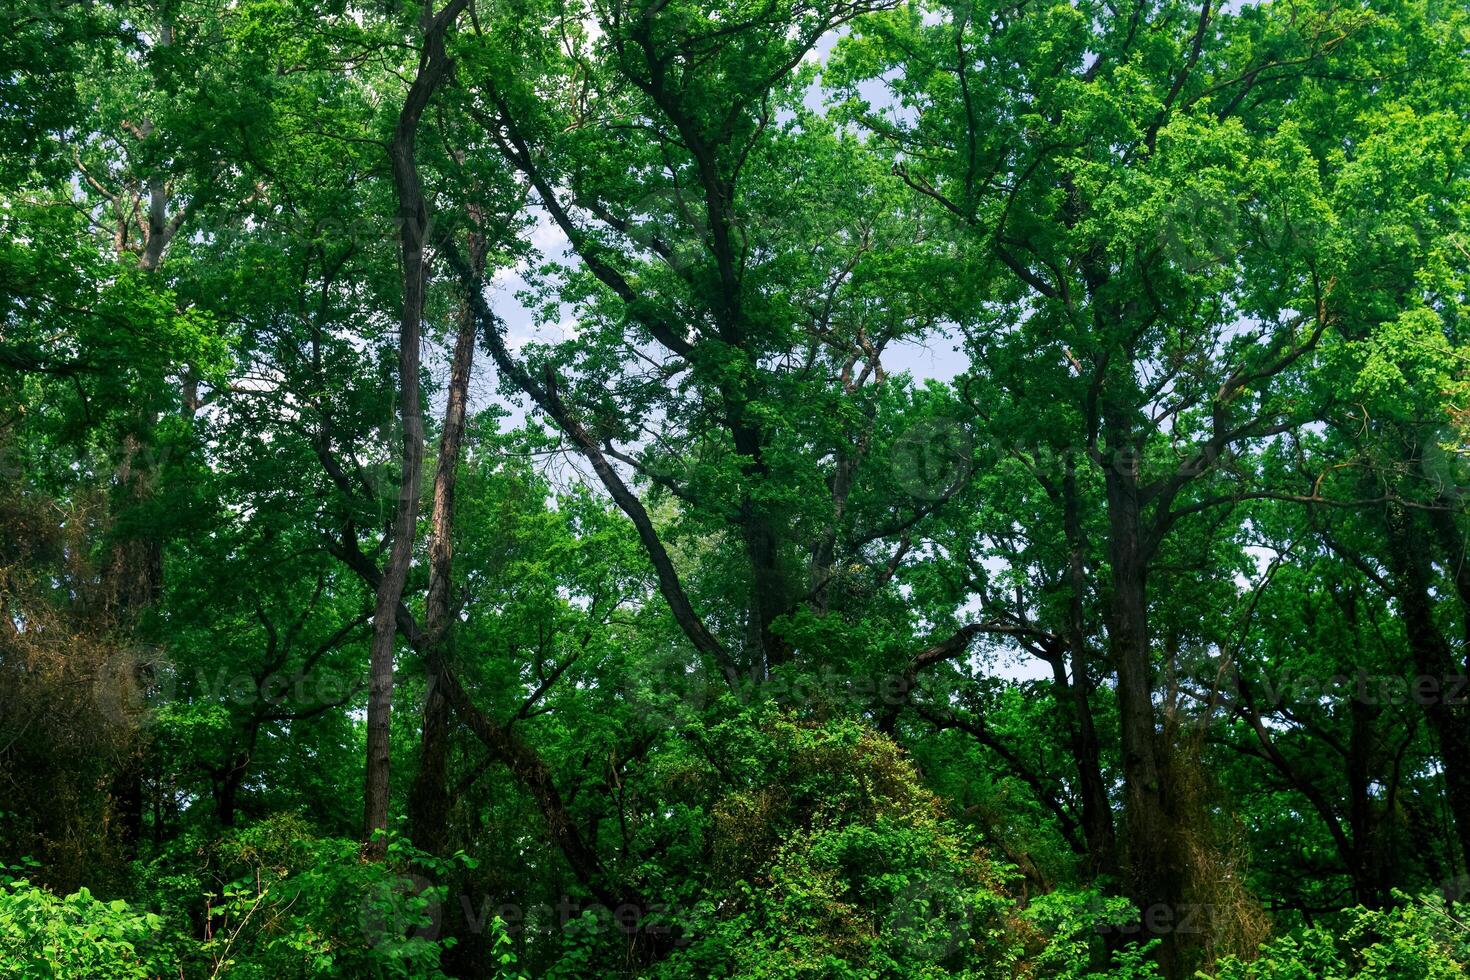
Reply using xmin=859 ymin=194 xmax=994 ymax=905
xmin=3 ymin=0 xmax=1470 ymax=975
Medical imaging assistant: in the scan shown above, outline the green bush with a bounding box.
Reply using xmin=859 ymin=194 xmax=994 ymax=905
xmin=647 ymin=710 xmax=1026 ymax=979
xmin=1207 ymin=895 xmax=1470 ymax=979
xmin=182 ymin=817 xmax=472 ymax=978
xmin=0 ymin=861 xmax=173 ymax=979
xmin=1020 ymin=889 xmax=1163 ymax=979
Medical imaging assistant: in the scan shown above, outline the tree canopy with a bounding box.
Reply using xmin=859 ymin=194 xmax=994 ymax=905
xmin=3 ymin=0 xmax=1470 ymax=976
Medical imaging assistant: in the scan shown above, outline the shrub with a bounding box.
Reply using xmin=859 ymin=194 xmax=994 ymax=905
xmin=1207 ymin=894 xmax=1470 ymax=979
xmin=187 ymin=818 xmax=472 ymax=978
xmin=0 ymin=861 xmax=174 ymax=979
xmin=648 ymin=710 xmax=1024 ymax=979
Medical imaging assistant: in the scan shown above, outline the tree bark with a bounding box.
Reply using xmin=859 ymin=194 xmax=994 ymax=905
xmin=1063 ymin=453 xmax=1118 ymax=877
xmin=363 ymin=0 xmax=468 ymax=858
xmin=1384 ymin=502 xmax=1470 ymax=874
xmin=1102 ymin=431 xmax=1184 ymax=978
xmin=408 ymin=227 xmax=483 ymax=857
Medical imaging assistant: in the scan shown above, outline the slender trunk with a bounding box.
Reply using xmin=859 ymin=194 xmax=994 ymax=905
xmin=409 ymin=230 xmax=482 ymax=856
xmin=363 ymin=0 xmax=466 ymax=856
xmin=1232 ymin=656 xmax=1358 ymax=866
xmin=809 ymin=455 xmax=858 ymax=614
xmin=427 ymin=651 xmax=678 ymax=958
xmin=340 ymin=478 xmax=682 ymax=958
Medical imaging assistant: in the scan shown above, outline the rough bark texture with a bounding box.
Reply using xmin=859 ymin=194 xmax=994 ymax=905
xmin=1103 ymin=432 xmax=1184 ymax=978
xmin=408 ymin=229 xmax=483 ymax=857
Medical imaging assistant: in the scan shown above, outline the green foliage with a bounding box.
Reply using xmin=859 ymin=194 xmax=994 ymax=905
xmin=171 ymin=818 xmax=470 ymax=978
xmin=0 ymin=862 xmax=171 ymax=979
xmin=648 ymin=711 xmax=1019 ymax=978
xmin=4 ymin=0 xmax=1470 ymax=977
xmin=1209 ymin=897 xmax=1470 ymax=979
xmin=1022 ymin=890 xmax=1163 ymax=979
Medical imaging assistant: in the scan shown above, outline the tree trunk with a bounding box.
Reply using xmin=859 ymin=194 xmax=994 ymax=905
xmin=99 ymin=10 xmax=184 ymax=853
xmin=1064 ymin=453 xmax=1118 ymax=877
xmin=1385 ymin=502 xmax=1470 ymax=874
xmin=363 ymin=0 xmax=467 ymax=857
xmin=733 ymin=420 xmax=788 ymax=679
xmin=215 ymin=752 xmax=249 ymax=828
xmin=409 ymin=229 xmax=482 ymax=857
xmin=1102 ymin=436 xmax=1184 ymax=978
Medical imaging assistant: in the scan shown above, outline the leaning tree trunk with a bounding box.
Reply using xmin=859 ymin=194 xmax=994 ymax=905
xmin=362 ymin=0 xmax=468 ymax=858
xmin=408 ymin=225 xmax=483 ymax=857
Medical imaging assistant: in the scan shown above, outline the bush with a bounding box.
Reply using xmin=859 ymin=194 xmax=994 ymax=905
xmin=1207 ymin=895 xmax=1470 ymax=979
xmin=181 ymin=817 xmax=472 ymax=978
xmin=1020 ymin=889 xmax=1163 ymax=979
xmin=0 ymin=861 xmax=173 ymax=979
xmin=648 ymin=710 xmax=1025 ymax=979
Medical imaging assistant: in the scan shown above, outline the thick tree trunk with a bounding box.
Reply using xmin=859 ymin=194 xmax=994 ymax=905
xmin=1344 ymin=691 xmax=1388 ymax=907
xmin=733 ymin=420 xmax=788 ymax=679
xmin=108 ymin=756 xmax=145 ymax=852
xmin=1102 ymin=438 xmax=1184 ymax=978
xmin=1385 ymin=503 xmax=1470 ymax=874
xmin=215 ymin=752 xmax=249 ymax=828
xmin=1063 ymin=454 xmax=1118 ymax=877
xmin=103 ymin=433 xmax=163 ymax=856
